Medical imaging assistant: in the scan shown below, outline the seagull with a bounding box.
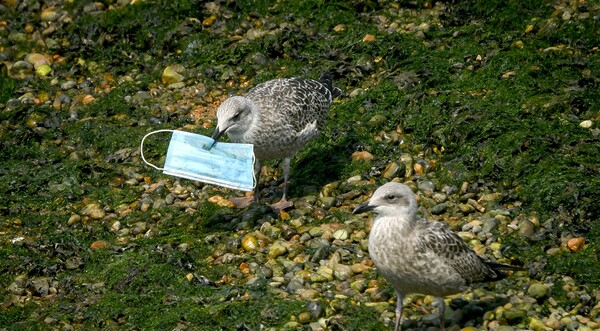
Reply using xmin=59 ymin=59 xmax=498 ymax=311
xmin=352 ymin=182 xmax=523 ymax=331
xmin=211 ymin=72 xmax=341 ymax=211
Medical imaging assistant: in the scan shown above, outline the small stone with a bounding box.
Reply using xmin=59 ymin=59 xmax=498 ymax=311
xmin=332 ymin=229 xmax=348 ymax=241
xmin=241 ymin=234 xmax=259 ymax=252
xmin=332 ymin=264 xmax=354 ymax=281
xmin=111 ymin=221 xmax=121 ymax=232
xmin=529 ymin=317 xmax=545 ymax=331
xmin=501 ymin=71 xmax=516 ymax=79
xmin=283 ymin=321 xmax=300 ymax=329
xmin=567 ymin=237 xmax=585 ymax=252
xmin=268 ymin=241 xmax=288 ymax=259
xmin=30 ymin=277 xmax=50 ymax=297
xmin=60 ymin=80 xmax=77 ymax=90
xmin=413 ymin=163 xmax=424 ymax=175
xmin=349 ymin=88 xmax=365 ymax=98
xmin=40 ymin=8 xmax=60 ymax=21
xmin=579 ymin=120 xmax=593 ymax=128
xmin=25 ymin=53 xmax=52 ymax=68
xmin=431 ymin=203 xmax=447 ymax=215
xmin=511 ymin=40 xmax=525 ymax=49
xmin=503 ymin=308 xmax=527 ymax=323
xmin=202 ymin=15 xmax=217 ymax=27
xmin=381 ymin=162 xmax=400 ymax=179
xmin=432 ymin=193 xmax=448 ymax=203
xmin=467 ymin=199 xmax=485 ymax=212
xmin=298 ymin=311 xmax=312 ymax=324
xmin=207 ymin=195 xmax=236 ymax=208
xmin=525 ymin=24 xmax=535 ymax=33
xmin=310 ymin=244 xmax=330 ymax=263
xmin=80 ymin=203 xmax=105 ymax=219
xmin=368 ymin=114 xmax=387 ymax=125
xmin=36 ymin=64 xmax=52 ymax=77
xmin=333 ymin=24 xmax=345 ymax=32
xmin=518 ymin=219 xmax=536 ymax=238
xmin=527 ymin=283 xmax=549 ymax=299
xmin=362 ymin=34 xmax=376 ymax=42
xmin=10 ymin=60 xmax=34 ymax=77
xmin=90 ymin=241 xmax=108 ymax=250
xmin=67 ymin=214 xmax=81 ymax=226
xmin=306 ymin=301 xmax=324 ymax=319
xmin=318 ymin=196 xmax=335 ymax=209
xmin=458 ymin=203 xmax=474 ymax=214
xmin=286 ymin=278 xmax=304 ymax=294
xmin=162 ymin=66 xmax=185 ymax=85
xmin=545 ymin=316 xmax=562 ymax=329
xmin=417 ymin=180 xmax=435 ymax=195
xmin=298 ymin=289 xmax=320 ymax=301
xmin=351 ymin=151 xmax=373 ymax=161
xmin=185 ymin=273 xmax=194 ymax=282
xmin=311 ymin=265 xmax=333 ymax=282
xmin=132 ymin=222 xmax=148 ymax=235
xmin=350 ymin=279 xmax=368 ymax=293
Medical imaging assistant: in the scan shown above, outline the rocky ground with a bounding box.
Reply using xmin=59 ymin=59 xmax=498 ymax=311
xmin=1 ymin=0 xmax=599 ymax=330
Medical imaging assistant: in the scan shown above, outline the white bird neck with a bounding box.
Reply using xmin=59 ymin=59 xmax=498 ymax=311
xmin=227 ymin=96 xmax=260 ymax=138
xmin=374 ymin=207 xmax=418 ymax=235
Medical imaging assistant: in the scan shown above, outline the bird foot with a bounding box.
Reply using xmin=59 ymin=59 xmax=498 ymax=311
xmin=270 ymin=199 xmax=293 ymax=212
xmin=228 ymin=196 xmax=256 ymax=208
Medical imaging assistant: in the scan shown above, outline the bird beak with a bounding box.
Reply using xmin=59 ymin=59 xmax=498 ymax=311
xmin=352 ymin=202 xmax=375 ymax=214
xmin=209 ymin=127 xmax=225 ymax=150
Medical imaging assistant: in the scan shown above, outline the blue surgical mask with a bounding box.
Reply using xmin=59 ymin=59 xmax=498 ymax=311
xmin=140 ymin=129 xmax=256 ymax=191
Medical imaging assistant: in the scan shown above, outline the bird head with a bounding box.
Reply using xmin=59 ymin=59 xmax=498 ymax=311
xmin=352 ymin=182 xmax=418 ymax=218
xmin=210 ymin=96 xmax=254 ymax=149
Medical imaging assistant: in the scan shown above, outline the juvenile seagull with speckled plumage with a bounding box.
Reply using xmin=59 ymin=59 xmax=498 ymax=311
xmin=211 ymin=72 xmax=341 ymax=211
xmin=353 ymin=182 xmax=523 ymax=331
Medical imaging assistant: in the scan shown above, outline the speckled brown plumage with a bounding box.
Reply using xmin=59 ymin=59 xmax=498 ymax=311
xmin=353 ymin=182 xmax=522 ymax=331
xmin=212 ymin=73 xmax=341 ymax=210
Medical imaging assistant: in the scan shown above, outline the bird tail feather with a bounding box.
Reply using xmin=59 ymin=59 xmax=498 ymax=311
xmin=318 ymin=72 xmax=342 ymax=99
xmin=480 ymin=260 xmax=525 ymax=282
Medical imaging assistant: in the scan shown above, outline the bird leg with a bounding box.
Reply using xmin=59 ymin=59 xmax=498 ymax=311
xmin=394 ymin=292 xmax=404 ymax=331
xmin=435 ymin=297 xmax=446 ymax=331
xmin=270 ymin=157 xmax=293 ymax=211
xmin=228 ymin=159 xmax=261 ymax=208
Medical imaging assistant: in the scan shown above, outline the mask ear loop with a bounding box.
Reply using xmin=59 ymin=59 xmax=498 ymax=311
xmin=250 ymin=150 xmax=257 ymax=190
xmin=140 ymin=129 xmax=174 ymax=171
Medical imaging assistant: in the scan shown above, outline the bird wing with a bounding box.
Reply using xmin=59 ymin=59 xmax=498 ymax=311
xmin=247 ymin=78 xmax=332 ymax=135
xmin=415 ymin=221 xmax=499 ymax=284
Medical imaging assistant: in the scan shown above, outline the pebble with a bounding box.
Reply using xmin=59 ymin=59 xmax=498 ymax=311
xmin=67 ymin=214 xmax=81 ymax=226
xmin=40 ymin=8 xmax=60 ymax=22
xmin=241 ymin=234 xmax=259 ymax=252
xmin=527 ymin=283 xmax=549 ymax=299
xmin=362 ymin=34 xmax=376 ymax=42
xmin=567 ymin=237 xmax=585 ymax=251
xmin=332 ymin=229 xmax=349 ymax=241
xmin=579 ymin=120 xmax=592 ymax=128
xmin=458 ymin=203 xmax=475 ymax=214
xmin=162 ymin=66 xmax=185 ymax=85
xmin=381 ymin=161 xmax=401 ymax=178
xmin=333 ymin=24 xmax=345 ymax=32
xmin=36 ymin=64 xmax=52 ymax=77
xmin=90 ymin=241 xmax=108 ymax=250
xmin=519 ymin=219 xmax=536 ymax=238
xmin=431 ymin=203 xmax=447 ymax=215
xmin=268 ymin=241 xmax=288 ymax=259
xmin=332 ymin=264 xmax=354 ymax=281
xmin=61 ymin=80 xmax=77 ymax=90
xmin=351 ymin=151 xmax=373 ymax=161
xmin=80 ymin=203 xmax=106 ymax=219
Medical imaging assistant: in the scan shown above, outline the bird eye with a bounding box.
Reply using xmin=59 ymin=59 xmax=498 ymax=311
xmin=232 ymin=112 xmax=240 ymax=120
xmin=386 ymin=194 xmax=396 ymax=200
